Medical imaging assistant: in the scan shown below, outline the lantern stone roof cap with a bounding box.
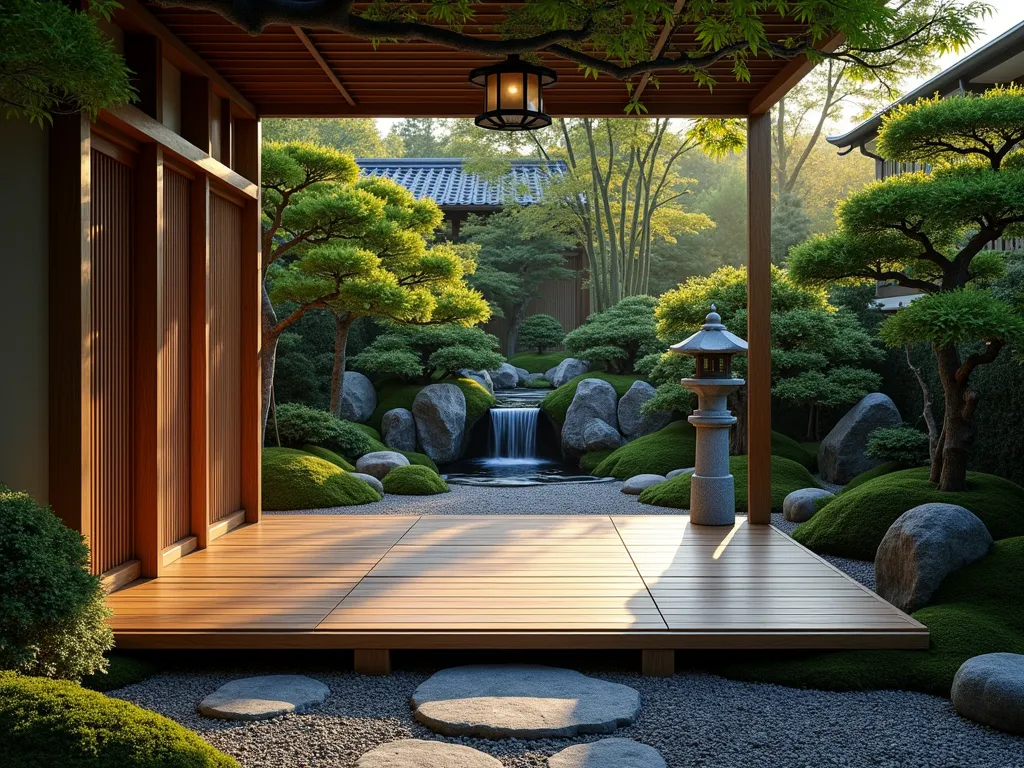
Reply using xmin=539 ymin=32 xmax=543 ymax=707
xmin=670 ymin=306 xmax=748 ymax=355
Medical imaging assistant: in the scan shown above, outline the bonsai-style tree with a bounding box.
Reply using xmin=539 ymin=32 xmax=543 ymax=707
xmin=517 ymin=314 xmax=566 ymax=355
xmin=564 ymin=295 xmax=662 ymax=374
xmin=350 ymin=325 xmax=503 ymax=384
xmin=789 ymin=85 xmax=1024 ymax=491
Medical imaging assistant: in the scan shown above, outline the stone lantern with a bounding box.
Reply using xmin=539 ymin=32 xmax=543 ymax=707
xmin=670 ymin=305 xmax=748 ymax=526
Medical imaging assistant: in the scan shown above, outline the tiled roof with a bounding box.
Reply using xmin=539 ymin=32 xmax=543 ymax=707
xmin=355 ymin=158 xmax=567 ymax=208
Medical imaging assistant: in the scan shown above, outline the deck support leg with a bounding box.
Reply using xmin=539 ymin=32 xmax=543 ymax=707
xmin=354 ymin=649 xmax=391 ymax=676
xmin=642 ymin=650 xmax=675 ymax=677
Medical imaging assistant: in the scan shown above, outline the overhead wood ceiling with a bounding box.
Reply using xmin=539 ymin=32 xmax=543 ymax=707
xmin=141 ymin=2 xmax=826 ymax=118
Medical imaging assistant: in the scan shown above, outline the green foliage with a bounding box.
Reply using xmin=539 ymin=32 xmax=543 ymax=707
xmin=516 ymin=314 xmax=567 ymax=355
xmin=381 ymin=465 xmax=450 ymax=495
xmin=540 ymin=373 xmax=644 ymax=426
xmin=0 ymin=672 xmax=238 ymax=767
xmin=0 ymin=0 xmax=133 ymax=124
xmin=879 ymin=288 xmax=1024 ymax=349
xmin=564 ymin=296 xmax=662 ymax=374
xmin=396 ymin=451 xmax=439 ymax=472
xmin=0 ymin=486 xmax=112 ymax=680
xmin=351 ymin=324 xmax=503 ymax=384
xmin=81 ymin=654 xmax=162 ymax=694
xmin=262 ymin=448 xmax=380 ymax=510
xmin=301 ymin=445 xmax=356 ymax=471
xmin=507 ymin=351 xmax=569 ymax=373
xmin=273 ymin=403 xmax=373 ymax=459
xmin=770 ymin=431 xmax=818 ymax=472
xmin=771 ymin=192 xmax=812 ymax=265
xmin=593 ymin=421 xmax=697 ymax=480
xmin=262 ymin=118 xmax=393 ymax=156
xmin=638 ymin=455 xmax=819 ymax=512
xmin=794 ymin=467 xmax=1024 ymax=560
xmin=521 ymin=378 xmax=551 ymax=389
xmin=841 ymin=461 xmax=904 ymax=493
xmin=716 ymin=537 xmax=1024 ymax=696
xmin=866 ymin=426 xmax=930 ymax=467
xmin=579 ymin=450 xmax=616 ymax=474
xmin=370 ymin=379 xmax=495 ymax=433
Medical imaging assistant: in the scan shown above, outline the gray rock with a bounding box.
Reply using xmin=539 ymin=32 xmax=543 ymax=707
xmin=666 ymin=467 xmax=694 ymax=479
xmin=349 ymin=471 xmax=384 ymax=495
xmin=411 ymin=665 xmax=640 ymax=739
xmin=548 ymin=738 xmax=667 ymax=768
xmin=356 ymin=740 xmax=502 ymax=767
xmin=583 ymin=418 xmax=622 ymax=452
xmin=198 ymin=675 xmax=329 ymax=721
xmin=550 ymin=358 xmax=590 ymax=388
xmin=338 ymin=371 xmax=377 ymax=424
xmin=413 ymin=383 xmax=467 ymax=463
xmin=381 ymin=408 xmax=416 ymax=452
xmin=521 ymin=373 xmax=548 ymax=385
xmin=782 ymin=487 xmax=834 ymax=523
xmin=561 ymin=379 xmax=618 ymax=457
xmin=514 ymin=366 xmax=530 ymax=379
xmin=621 ymin=474 xmax=667 ymax=495
xmin=489 ymin=363 xmax=520 ymax=389
xmin=818 ymin=393 xmax=902 ymax=483
xmin=952 ymin=653 xmax=1024 ymax=735
xmin=545 ymin=365 xmax=559 ymax=383
xmin=355 ymin=450 xmax=409 ymax=480
xmin=876 ymin=503 xmax=992 ymax=613
xmin=458 ymin=369 xmax=494 ymax=395
xmin=617 ymin=380 xmax=671 ymax=439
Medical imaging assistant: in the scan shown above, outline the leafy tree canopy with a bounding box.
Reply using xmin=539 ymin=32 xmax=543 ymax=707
xmin=517 ymin=314 xmax=566 ymax=355
xmin=565 ymin=295 xmax=662 ymax=374
xmin=262 ymin=117 xmax=398 ymax=156
xmin=351 ymin=324 xmax=504 ymax=384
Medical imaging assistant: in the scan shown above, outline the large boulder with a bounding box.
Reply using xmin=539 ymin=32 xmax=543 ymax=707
xmin=355 ymin=450 xmax=409 ymax=479
xmin=875 ymin=503 xmax=992 ymax=614
xmin=489 ymin=363 xmax=519 ymax=389
xmin=617 ymin=380 xmax=671 ymax=440
xmin=413 ymin=383 xmax=467 ymax=463
xmin=337 ymin=371 xmax=377 ymax=424
xmin=782 ymin=488 xmax=834 ymax=523
xmin=818 ymin=393 xmax=902 ymax=484
xmin=550 ymin=358 xmax=590 ymax=388
xmin=458 ymin=368 xmax=494 ymax=395
xmin=583 ymin=419 xmax=622 ymax=452
xmin=514 ymin=366 xmax=530 ymax=379
xmin=951 ymin=653 xmax=1024 ymax=735
xmin=381 ymin=408 xmax=416 ymax=452
xmin=545 ymin=365 xmax=559 ymax=382
xmin=562 ymin=379 xmax=618 ymax=456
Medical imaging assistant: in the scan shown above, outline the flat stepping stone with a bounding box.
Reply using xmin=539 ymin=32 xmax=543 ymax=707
xmin=548 ymin=738 xmax=667 ymax=768
xmin=952 ymin=653 xmax=1024 ymax=734
xmin=412 ymin=664 xmax=640 ymax=739
xmin=356 ymin=740 xmax=502 ymax=767
xmin=198 ymin=675 xmax=329 ymax=720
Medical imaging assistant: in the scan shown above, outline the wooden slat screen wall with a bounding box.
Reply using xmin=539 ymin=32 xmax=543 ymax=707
xmin=90 ymin=150 xmax=135 ymax=574
xmin=160 ymin=170 xmax=192 ymax=547
xmin=208 ymin=193 xmax=242 ymax=523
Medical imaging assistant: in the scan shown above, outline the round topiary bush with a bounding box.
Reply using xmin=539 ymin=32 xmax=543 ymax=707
xmin=0 ymin=486 xmax=113 ymax=680
xmin=517 ymin=314 xmax=566 ymax=355
xmin=592 ymin=421 xmax=697 ymax=479
xmin=0 ymin=672 xmax=238 ymax=767
xmin=866 ymin=425 xmax=930 ymax=467
xmin=794 ymin=467 xmax=1024 ymax=560
xmin=274 ymin=403 xmax=373 ymax=459
xmin=262 ymin=448 xmax=381 ymax=510
xmin=381 ymin=465 xmax=450 ymax=495
xmin=637 ymin=455 xmax=819 ymax=513
xmin=301 ymin=445 xmax=356 ymax=471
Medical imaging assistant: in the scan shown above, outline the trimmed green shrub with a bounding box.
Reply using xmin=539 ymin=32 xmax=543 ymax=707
xmin=715 ymin=537 xmax=1024 ymax=696
xmin=592 ymin=421 xmax=696 ymax=479
xmin=579 ymin=450 xmax=615 ymax=474
xmin=866 ymin=425 xmax=930 ymax=467
xmin=541 ymin=373 xmax=644 ymax=427
xmin=301 ymin=445 xmax=356 ymax=471
xmin=381 ymin=465 xmax=450 ymax=495
xmin=262 ymin=448 xmax=380 ymax=510
xmin=0 ymin=672 xmax=238 ymax=767
xmin=564 ymin=296 xmax=662 ymax=374
xmin=351 ymin=324 xmax=503 ymax=383
xmin=274 ymin=403 xmax=372 ymax=459
xmin=841 ymin=461 xmax=903 ymax=493
xmin=517 ymin=314 xmax=566 ymax=354
xmin=0 ymin=486 xmax=112 ymax=680
xmin=770 ymin=431 xmax=818 ymax=472
xmin=349 ymin=422 xmax=382 ymax=443
xmin=82 ymin=654 xmax=162 ymax=693
xmin=794 ymin=467 xmax=1024 ymax=560
xmin=638 ymin=455 xmax=819 ymax=513
xmin=507 ymin=351 xmax=569 ymax=373
xmin=370 ymin=378 xmax=494 ymax=431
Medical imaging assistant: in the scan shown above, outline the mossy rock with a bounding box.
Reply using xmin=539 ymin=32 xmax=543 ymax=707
xmin=579 ymin=450 xmax=615 ymax=474
xmin=262 ymin=448 xmax=380 ymax=510
xmin=381 ymin=465 xmax=450 ymax=495
xmin=370 ymin=378 xmax=494 ymax=432
xmin=592 ymin=421 xmax=697 ymax=479
xmin=358 ymin=434 xmax=439 ymax=472
xmin=638 ymin=455 xmax=819 ymax=513
xmin=794 ymin=467 xmax=1024 ymax=560
xmin=540 ymin=372 xmax=644 ymax=426
xmin=715 ymin=537 xmax=1024 ymax=696
xmin=507 ymin=351 xmax=570 ymax=373
xmin=0 ymin=672 xmax=238 ymax=767
xmin=770 ymin=432 xmax=817 ymax=472
xmin=841 ymin=461 xmax=903 ymax=493
xmin=301 ymin=445 xmax=355 ymax=471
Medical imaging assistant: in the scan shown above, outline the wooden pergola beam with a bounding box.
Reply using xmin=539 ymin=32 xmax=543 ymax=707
xmin=292 ymin=27 xmax=357 ymax=107
xmin=630 ymin=0 xmax=688 ymax=106
xmin=748 ymin=32 xmax=847 ymax=115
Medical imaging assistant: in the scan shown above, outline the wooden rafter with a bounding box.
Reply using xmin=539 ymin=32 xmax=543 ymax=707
xmin=631 ymin=0 xmax=688 ymax=106
xmin=292 ymin=27 xmax=358 ymax=107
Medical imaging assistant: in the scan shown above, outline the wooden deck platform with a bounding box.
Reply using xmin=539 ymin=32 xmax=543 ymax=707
xmin=107 ymin=515 xmax=928 ymax=671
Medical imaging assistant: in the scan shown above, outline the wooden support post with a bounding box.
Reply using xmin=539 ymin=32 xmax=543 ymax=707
xmin=642 ymin=650 xmax=675 ymax=678
xmin=354 ymin=650 xmax=392 ymax=676
xmin=233 ymin=118 xmax=260 ymax=184
xmin=219 ymin=98 xmax=234 ymax=168
xmin=123 ymin=34 xmax=163 ymax=123
xmin=746 ymin=114 xmax=772 ymax=525
xmin=181 ymin=76 xmax=212 ymax=153
xmin=134 ymin=143 xmax=164 ymax=577
xmin=189 ymin=174 xmax=211 ymax=548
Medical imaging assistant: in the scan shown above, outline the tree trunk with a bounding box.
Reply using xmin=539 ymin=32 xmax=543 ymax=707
xmin=506 ymin=305 xmax=526 ymax=357
xmin=260 ymin=282 xmax=279 ymax=438
xmin=934 ymin=342 xmax=972 ymax=492
xmin=905 ymin=345 xmax=941 ymax=462
xmin=329 ymin=312 xmax=353 ymax=418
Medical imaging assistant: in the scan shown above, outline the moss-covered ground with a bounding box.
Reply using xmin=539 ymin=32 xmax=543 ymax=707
xmin=262 ymin=448 xmax=381 ymax=510
xmin=300 ymin=445 xmax=356 ymax=471
xmin=541 ymin=373 xmax=644 ymax=426
xmin=507 ymin=351 xmax=570 ymax=373
xmin=770 ymin=432 xmax=818 ymax=472
xmin=591 ymin=421 xmax=696 ymax=479
xmin=381 ymin=464 xmax=450 ymax=495
xmin=841 ymin=461 xmax=904 ymax=493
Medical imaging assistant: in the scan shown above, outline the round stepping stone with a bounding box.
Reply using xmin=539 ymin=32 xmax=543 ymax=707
xmin=548 ymin=738 xmax=667 ymax=768
xmin=411 ymin=665 xmax=640 ymax=739
xmin=356 ymin=740 xmax=502 ymax=767
xmin=621 ymin=474 xmax=666 ymax=495
xmin=952 ymin=653 xmax=1024 ymax=734
xmin=198 ymin=675 xmax=329 ymax=721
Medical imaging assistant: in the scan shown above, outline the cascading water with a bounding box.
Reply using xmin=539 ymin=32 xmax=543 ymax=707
xmin=489 ymin=407 xmax=539 ymax=459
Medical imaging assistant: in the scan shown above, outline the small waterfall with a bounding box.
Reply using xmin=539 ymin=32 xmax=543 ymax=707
xmin=489 ymin=407 xmax=539 ymax=460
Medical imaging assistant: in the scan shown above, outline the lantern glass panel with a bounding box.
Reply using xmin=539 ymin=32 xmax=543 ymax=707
xmin=485 ymin=74 xmax=498 ymax=113
xmin=526 ymin=73 xmax=540 ymax=111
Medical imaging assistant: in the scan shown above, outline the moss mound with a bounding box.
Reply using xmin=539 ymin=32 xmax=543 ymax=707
xmin=300 ymin=445 xmax=356 ymax=471
xmin=507 ymin=351 xmax=569 ymax=373
xmin=262 ymin=448 xmax=381 ymax=510
xmin=638 ymin=455 xmax=819 ymax=513
xmin=381 ymin=465 xmax=450 ymax=495
xmin=591 ymin=421 xmax=696 ymax=479
xmin=521 ymin=378 xmax=551 ymax=389
xmin=841 ymin=461 xmax=903 ymax=493
xmin=397 ymin=450 xmax=439 ymax=472
xmin=716 ymin=537 xmax=1024 ymax=696
xmin=0 ymin=673 xmax=238 ymax=767
xmin=794 ymin=467 xmax=1024 ymax=560
xmin=579 ymin=450 xmax=615 ymax=474
xmin=370 ymin=378 xmax=494 ymax=432
xmin=541 ymin=373 xmax=644 ymax=426
xmin=349 ymin=422 xmax=382 ymax=442
xmin=770 ymin=432 xmax=817 ymax=472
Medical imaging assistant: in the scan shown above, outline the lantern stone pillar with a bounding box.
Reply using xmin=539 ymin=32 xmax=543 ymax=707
xmin=670 ymin=306 xmax=748 ymax=526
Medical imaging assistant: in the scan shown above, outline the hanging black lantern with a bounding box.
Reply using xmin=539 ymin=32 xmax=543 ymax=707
xmin=469 ymin=54 xmax=556 ymax=131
